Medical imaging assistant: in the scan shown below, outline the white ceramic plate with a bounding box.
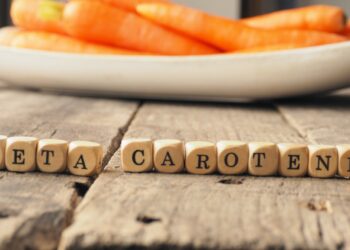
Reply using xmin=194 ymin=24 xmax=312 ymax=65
xmin=1 ymin=42 xmax=350 ymax=101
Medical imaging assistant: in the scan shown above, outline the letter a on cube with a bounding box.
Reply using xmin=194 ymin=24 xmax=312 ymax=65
xmin=154 ymin=139 xmax=184 ymax=173
xmin=68 ymin=141 xmax=103 ymax=177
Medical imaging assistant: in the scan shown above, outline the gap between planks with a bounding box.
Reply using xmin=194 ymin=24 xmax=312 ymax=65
xmin=60 ymin=101 xmax=336 ymax=250
xmin=101 ymin=101 xmax=144 ymax=169
xmin=57 ymin=96 xmax=350 ymax=250
xmin=0 ymin=89 xmax=141 ymax=250
xmin=58 ymin=101 xmax=144 ymax=239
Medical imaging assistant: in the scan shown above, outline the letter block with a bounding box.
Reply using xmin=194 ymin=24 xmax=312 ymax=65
xmin=154 ymin=139 xmax=184 ymax=173
xmin=185 ymin=141 xmax=217 ymax=175
xmin=6 ymin=136 xmax=38 ymax=172
xmin=0 ymin=135 xmax=7 ymax=169
xmin=308 ymin=145 xmax=337 ymax=178
xmin=278 ymin=143 xmax=308 ymax=177
xmin=248 ymin=142 xmax=278 ymax=176
xmin=337 ymin=145 xmax=350 ymax=178
xmin=121 ymin=139 xmax=153 ymax=173
xmin=68 ymin=141 xmax=103 ymax=177
xmin=37 ymin=139 xmax=68 ymax=173
xmin=217 ymin=141 xmax=248 ymax=175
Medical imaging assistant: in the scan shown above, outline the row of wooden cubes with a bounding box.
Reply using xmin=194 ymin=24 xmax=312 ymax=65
xmin=0 ymin=136 xmax=103 ymax=176
xmin=121 ymin=139 xmax=350 ymax=178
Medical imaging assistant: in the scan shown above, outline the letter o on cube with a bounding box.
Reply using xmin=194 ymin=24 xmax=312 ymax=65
xmin=185 ymin=141 xmax=217 ymax=175
xmin=217 ymin=141 xmax=248 ymax=175
xmin=6 ymin=136 xmax=38 ymax=172
xmin=121 ymin=139 xmax=153 ymax=173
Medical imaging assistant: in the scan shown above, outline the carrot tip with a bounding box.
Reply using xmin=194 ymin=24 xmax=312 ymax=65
xmin=38 ymin=0 xmax=64 ymax=22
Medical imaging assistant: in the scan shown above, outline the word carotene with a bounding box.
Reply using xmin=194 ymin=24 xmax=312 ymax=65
xmin=121 ymin=139 xmax=350 ymax=178
xmin=0 ymin=135 xmax=103 ymax=177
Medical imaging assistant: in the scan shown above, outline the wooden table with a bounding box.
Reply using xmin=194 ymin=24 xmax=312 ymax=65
xmin=0 ymin=84 xmax=349 ymax=250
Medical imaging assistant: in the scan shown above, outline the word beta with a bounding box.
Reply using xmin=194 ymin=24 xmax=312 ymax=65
xmin=121 ymin=139 xmax=350 ymax=178
xmin=0 ymin=136 xmax=103 ymax=177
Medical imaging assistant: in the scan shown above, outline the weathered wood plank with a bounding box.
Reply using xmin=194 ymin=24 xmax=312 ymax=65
xmin=0 ymin=89 xmax=139 ymax=250
xmin=0 ymin=172 xmax=91 ymax=250
xmin=277 ymin=89 xmax=350 ymax=144
xmin=60 ymin=102 xmax=350 ymax=250
xmin=61 ymin=173 xmax=350 ymax=250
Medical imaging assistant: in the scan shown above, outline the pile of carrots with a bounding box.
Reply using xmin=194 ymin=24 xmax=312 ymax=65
xmin=0 ymin=0 xmax=350 ymax=56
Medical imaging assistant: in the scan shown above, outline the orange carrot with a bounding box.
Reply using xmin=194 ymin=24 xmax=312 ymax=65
xmin=11 ymin=31 xmax=139 ymax=55
xmin=136 ymin=3 xmax=347 ymax=51
xmin=0 ymin=27 xmax=23 ymax=46
xmin=76 ymin=0 xmax=170 ymax=12
xmin=54 ymin=0 xmax=218 ymax=55
xmin=235 ymin=44 xmax=308 ymax=54
xmin=242 ymin=5 xmax=346 ymax=33
xmin=11 ymin=0 xmax=66 ymax=35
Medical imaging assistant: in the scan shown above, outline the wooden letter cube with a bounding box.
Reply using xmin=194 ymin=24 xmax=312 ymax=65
xmin=308 ymin=145 xmax=337 ymax=178
xmin=37 ymin=139 xmax=68 ymax=173
xmin=6 ymin=136 xmax=38 ymax=172
xmin=248 ymin=142 xmax=278 ymax=176
xmin=185 ymin=141 xmax=217 ymax=175
xmin=154 ymin=139 xmax=184 ymax=173
xmin=336 ymin=145 xmax=350 ymax=178
xmin=68 ymin=141 xmax=103 ymax=177
xmin=278 ymin=143 xmax=308 ymax=177
xmin=121 ymin=139 xmax=153 ymax=173
xmin=217 ymin=141 xmax=248 ymax=175
xmin=0 ymin=135 xmax=7 ymax=170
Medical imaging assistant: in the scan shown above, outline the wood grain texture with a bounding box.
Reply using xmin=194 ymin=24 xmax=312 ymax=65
xmin=0 ymin=172 xmax=91 ymax=250
xmin=277 ymin=90 xmax=350 ymax=145
xmin=60 ymin=102 xmax=350 ymax=250
xmin=0 ymin=89 xmax=139 ymax=250
xmin=61 ymin=173 xmax=350 ymax=250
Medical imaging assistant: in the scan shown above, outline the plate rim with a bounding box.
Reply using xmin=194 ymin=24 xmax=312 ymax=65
xmin=1 ymin=41 xmax=350 ymax=62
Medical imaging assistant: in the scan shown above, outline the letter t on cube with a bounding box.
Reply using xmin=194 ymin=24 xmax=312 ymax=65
xmin=248 ymin=142 xmax=278 ymax=176
xmin=37 ymin=139 xmax=68 ymax=173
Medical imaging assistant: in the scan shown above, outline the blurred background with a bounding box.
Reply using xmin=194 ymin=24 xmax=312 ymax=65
xmin=1 ymin=0 xmax=350 ymax=27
